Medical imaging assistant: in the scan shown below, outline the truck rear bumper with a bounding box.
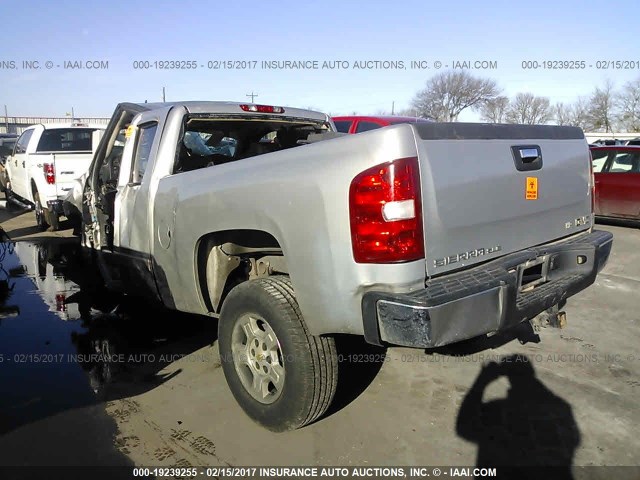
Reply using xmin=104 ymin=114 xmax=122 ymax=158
xmin=362 ymin=230 xmax=613 ymax=349
xmin=46 ymin=199 xmax=64 ymax=215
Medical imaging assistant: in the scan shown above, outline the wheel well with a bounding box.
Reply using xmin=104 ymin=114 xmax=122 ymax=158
xmin=196 ymin=230 xmax=286 ymax=314
xmin=31 ymin=179 xmax=37 ymax=195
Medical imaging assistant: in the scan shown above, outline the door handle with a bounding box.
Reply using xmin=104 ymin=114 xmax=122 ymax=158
xmin=22 ymin=161 xmax=25 ymax=168
xmin=519 ymin=148 xmax=540 ymax=163
xmin=511 ymin=145 xmax=542 ymax=171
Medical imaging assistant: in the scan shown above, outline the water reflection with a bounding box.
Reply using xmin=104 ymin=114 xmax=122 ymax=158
xmin=0 ymin=239 xmax=217 ymax=433
xmin=0 ymin=242 xmax=19 ymax=320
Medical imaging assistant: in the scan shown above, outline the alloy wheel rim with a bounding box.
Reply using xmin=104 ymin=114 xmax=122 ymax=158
xmin=231 ymin=314 xmax=285 ymax=404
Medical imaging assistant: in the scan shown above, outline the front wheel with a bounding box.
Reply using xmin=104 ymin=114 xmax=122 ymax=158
xmin=218 ymin=276 xmax=338 ymax=432
xmin=4 ymin=178 xmax=16 ymax=210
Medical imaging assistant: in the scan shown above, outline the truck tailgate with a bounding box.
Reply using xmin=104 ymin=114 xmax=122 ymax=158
xmin=413 ymin=123 xmax=592 ymax=277
xmin=52 ymin=153 xmax=93 ymax=197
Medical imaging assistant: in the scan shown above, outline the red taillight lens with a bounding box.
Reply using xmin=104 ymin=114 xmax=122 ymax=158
xmin=349 ymin=157 xmax=424 ymax=263
xmin=588 ymin=150 xmax=595 ymax=214
xmin=44 ymin=163 xmax=55 ymax=184
xmin=239 ymin=104 xmax=285 ymax=114
xmin=55 ymin=294 xmax=66 ymax=312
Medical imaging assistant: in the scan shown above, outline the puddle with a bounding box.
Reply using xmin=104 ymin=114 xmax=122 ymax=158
xmin=0 ymin=239 xmax=217 ymax=435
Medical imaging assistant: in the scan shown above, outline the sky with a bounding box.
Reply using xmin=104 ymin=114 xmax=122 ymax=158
xmin=1 ymin=0 xmax=639 ymax=121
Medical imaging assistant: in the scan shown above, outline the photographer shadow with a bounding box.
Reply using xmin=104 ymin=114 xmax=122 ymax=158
xmin=456 ymin=354 xmax=580 ymax=479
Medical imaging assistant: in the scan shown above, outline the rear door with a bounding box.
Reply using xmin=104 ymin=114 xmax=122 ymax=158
xmin=597 ymin=149 xmax=640 ymax=218
xmin=114 ymin=108 xmax=170 ymax=254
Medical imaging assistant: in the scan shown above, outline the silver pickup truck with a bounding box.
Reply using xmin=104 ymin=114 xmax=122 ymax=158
xmin=80 ymin=101 xmax=613 ymax=431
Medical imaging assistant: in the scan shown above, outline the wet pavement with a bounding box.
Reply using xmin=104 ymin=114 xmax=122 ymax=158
xmin=0 ymin=238 xmax=217 ymax=477
xmin=0 ymin=219 xmax=638 ymax=479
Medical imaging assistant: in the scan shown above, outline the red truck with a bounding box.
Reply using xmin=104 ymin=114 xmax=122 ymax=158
xmin=332 ymin=115 xmax=431 ymax=134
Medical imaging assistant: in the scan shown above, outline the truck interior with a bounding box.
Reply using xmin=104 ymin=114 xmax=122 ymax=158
xmin=173 ymin=116 xmax=330 ymax=173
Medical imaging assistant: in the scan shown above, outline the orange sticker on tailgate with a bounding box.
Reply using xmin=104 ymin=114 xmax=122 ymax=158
xmin=526 ymin=177 xmax=538 ymax=200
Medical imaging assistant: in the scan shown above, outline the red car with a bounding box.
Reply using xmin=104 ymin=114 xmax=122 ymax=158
xmin=591 ymin=145 xmax=640 ymax=221
xmin=332 ymin=115 xmax=431 ymax=134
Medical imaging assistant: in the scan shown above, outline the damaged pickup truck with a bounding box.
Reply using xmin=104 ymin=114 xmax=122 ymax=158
xmin=80 ymin=101 xmax=613 ymax=431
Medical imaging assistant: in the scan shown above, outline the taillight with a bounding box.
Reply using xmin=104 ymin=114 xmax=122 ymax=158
xmin=55 ymin=294 xmax=66 ymax=312
xmin=44 ymin=163 xmax=55 ymax=184
xmin=349 ymin=157 xmax=424 ymax=263
xmin=588 ymin=150 xmax=595 ymax=214
xmin=239 ymin=104 xmax=285 ymax=114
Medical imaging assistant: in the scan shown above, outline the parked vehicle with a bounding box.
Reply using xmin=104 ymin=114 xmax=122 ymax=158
xmin=591 ymin=145 xmax=640 ymax=221
xmin=0 ymin=135 xmax=18 ymax=193
xmin=79 ymin=101 xmax=612 ymax=431
xmin=12 ymin=241 xmax=83 ymax=321
xmin=4 ymin=123 xmax=104 ymax=230
xmin=332 ymin=115 xmax=431 ymax=134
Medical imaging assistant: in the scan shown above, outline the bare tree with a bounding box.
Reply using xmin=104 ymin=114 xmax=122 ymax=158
xmin=398 ymin=108 xmax=419 ymax=117
xmin=567 ymin=97 xmax=591 ymax=129
xmin=554 ymin=102 xmax=572 ymax=126
xmin=480 ymin=96 xmax=509 ymax=123
xmin=617 ymin=77 xmax=640 ymax=132
xmin=505 ymin=93 xmax=552 ymax=124
xmin=411 ymin=71 xmax=501 ymax=122
xmin=586 ymin=80 xmax=616 ymax=132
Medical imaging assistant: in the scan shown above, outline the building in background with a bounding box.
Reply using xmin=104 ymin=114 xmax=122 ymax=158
xmin=1 ymin=116 xmax=110 ymax=135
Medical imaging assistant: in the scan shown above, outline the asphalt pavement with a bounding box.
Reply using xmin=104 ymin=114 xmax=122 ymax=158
xmin=0 ymin=203 xmax=638 ymax=479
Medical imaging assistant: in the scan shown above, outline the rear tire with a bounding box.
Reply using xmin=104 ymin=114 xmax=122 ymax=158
xmin=33 ymin=190 xmax=49 ymax=230
xmin=218 ymin=275 xmax=338 ymax=431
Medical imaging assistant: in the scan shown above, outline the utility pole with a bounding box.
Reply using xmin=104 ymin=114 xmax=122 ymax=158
xmin=4 ymin=105 xmax=8 ymax=133
xmin=72 ymin=107 xmax=75 ymax=121
xmin=162 ymin=87 xmax=166 ymax=102
xmin=391 ymin=101 xmax=395 ymax=115
xmin=246 ymin=91 xmax=258 ymax=103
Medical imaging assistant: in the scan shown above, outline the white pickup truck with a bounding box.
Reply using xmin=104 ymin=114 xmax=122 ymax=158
xmin=5 ymin=123 xmax=104 ymax=230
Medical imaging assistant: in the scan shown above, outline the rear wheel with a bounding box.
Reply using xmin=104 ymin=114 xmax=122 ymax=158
xmin=34 ymin=190 xmax=48 ymax=230
xmin=218 ymin=276 xmax=338 ymax=431
xmin=33 ymin=189 xmax=60 ymax=231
